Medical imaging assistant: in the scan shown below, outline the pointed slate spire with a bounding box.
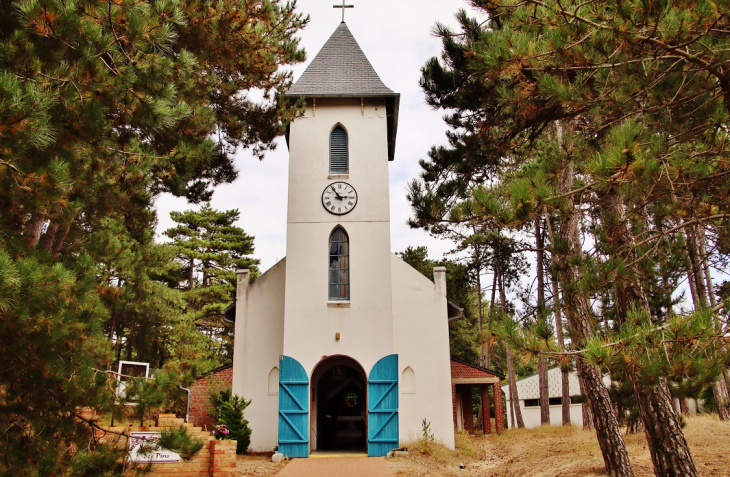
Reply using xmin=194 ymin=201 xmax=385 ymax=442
xmin=286 ymin=22 xmax=397 ymax=98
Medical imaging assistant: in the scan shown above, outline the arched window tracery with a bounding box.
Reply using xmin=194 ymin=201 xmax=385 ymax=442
xmin=328 ymin=227 xmax=349 ymax=300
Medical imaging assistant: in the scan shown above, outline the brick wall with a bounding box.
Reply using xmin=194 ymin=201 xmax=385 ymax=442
xmin=189 ymin=364 xmax=233 ymax=431
xmin=80 ymin=410 xmax=236 ymax=477
xmin=209 ymin=440 xmax=237 ymax=477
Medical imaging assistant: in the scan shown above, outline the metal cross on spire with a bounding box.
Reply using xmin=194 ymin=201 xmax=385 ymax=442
xmin=333 ymin=0 xmax=354 ymax=22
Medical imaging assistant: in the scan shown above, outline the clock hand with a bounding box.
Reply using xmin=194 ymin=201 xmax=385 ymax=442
xmin=330 ymin=186 xmax=344 ymax=199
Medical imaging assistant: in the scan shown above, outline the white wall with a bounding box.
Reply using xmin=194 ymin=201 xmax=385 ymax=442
xmin=283 ymin=98 xmax=394 ymax=376
xmin=286 ymin=98 xmax=391 ymax=224
xmin=502 ymin=368 xmax=608 ymax=429
xmin=515 ymin=403 xmax=586 ymax=428
xmin=233 ymin=97 xmax=454 ymax=453
xmin=392 ymin=257 xmax=455 ymax=449
xmin=503 ymin=369 xmax=704 ymax=429
xmin=231 ymin=260 xmax=286 ymax=451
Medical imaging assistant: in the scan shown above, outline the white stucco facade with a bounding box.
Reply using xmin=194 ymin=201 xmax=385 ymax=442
xmin=231 ymin=261 xmax=286 ymax=451
xmin=232 ymin=99 xmax=455 ymax=452
xmin=283 ymin=100 xmax=394 ymax=374
xmin=392 ymin=259 xmax=455 ymax=448
xmin=230 ymin=22 xmax=454 ymax=455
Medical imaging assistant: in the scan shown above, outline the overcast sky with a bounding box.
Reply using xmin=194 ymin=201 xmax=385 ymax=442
xmin=154 ymin=0 xmax=470 ymax=272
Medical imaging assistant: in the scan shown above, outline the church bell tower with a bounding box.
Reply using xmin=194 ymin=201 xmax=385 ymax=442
xmin=281 ymin=22 xmax=400 ymax=375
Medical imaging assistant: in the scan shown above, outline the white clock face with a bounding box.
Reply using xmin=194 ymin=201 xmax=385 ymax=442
xmin=322 ymin=182 xmax=358 ymax=215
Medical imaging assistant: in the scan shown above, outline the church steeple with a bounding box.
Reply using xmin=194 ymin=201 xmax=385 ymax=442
xmin=287 ymin=22 xmax=395 ymax=97
xmin=285 ymin=23 xmax=400 ymax=161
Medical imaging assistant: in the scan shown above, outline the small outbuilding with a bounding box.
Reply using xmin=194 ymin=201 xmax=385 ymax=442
xmin=450 ymin=358 xmax=505 ymax=434
xmin=501 ymin=367 xmax=588 ymax=428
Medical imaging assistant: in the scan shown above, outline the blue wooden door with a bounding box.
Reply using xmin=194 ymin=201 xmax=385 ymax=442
xmin=278 ymin=355 xmax=309 ymax=458
xmin=368 ymin=354 xmax=399 ymax=456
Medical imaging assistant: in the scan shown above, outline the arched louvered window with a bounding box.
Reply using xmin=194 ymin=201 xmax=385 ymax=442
xmin=329 ymin=126 xmax=348 ymax=173
xmin=328 ymin=227 xmax=349 ymax=300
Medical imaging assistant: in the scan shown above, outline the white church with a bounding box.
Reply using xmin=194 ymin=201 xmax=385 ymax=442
xmin=230 ymin=21 xmax=456 ymax=457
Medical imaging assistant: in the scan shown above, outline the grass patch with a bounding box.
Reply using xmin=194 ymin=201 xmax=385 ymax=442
xmin=389 ymin=415 xmax=730 ymax=477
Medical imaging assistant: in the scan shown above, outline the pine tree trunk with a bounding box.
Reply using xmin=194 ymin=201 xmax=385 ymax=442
xmin=107 ymin=308 xmax=117 ymax=370
xmin=24 ymin=212 xmax=45 ymax=248
xmin=577 ymin=363 xmax=594 ymax=430
xmin=686 ymin=268 xmax=700 ymax=306
xmin=476 ymin=249 xmax=485 ymax=367
xmin=698 ymin=230 xmax=730 ymax=420
xmin=698 ymin=231 xmax=717 ymax=308
xmin=711 ymin=378 xmax=730 ymax=420
xmin=484 ymin=267 xmax=498 ymax=368
xmin=687 ymin=227 xmax=708 ymax=308
xmin=535 ymin=217 xmax=550 ymax=425
xmin=562 ymin=368 xmax=571 ymax=425
xmin=498 ymin=259 xmax=525 ymax=429
xmin=509 ymin=389 xmax=516 ymax=429
xmin=538 ymin=355 xmax=550 ymax=425
xmin=40 ymin=220 xmax=59 ymax=251
xmin=552 ymin=159 xmax=633 ymax=476
xmin=578 ymin=360 xmax=635 ymax=476
xmin=679 ymin=398 xmax=690 ymax=417
xmin=631 ymin=375 xmax=697 ymax=477
xmin=52 ymin=222 xmax=71 ymax=257
xmin=506 ymin=345 xmax=524 ymax=429
xmin=548 ymin=216 xmax=572 ymax=426
xmin=601 ymin=188 xmax=697 ymax=477
xmin=189 ymin=258 xmax=195 ymax=290
xmin=51 ymin=209 xmax=78 ymax=257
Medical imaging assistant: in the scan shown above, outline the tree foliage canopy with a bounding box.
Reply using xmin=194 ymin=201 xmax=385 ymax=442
xmin=410 ymin=1 xmax=730 ymax=475
xmin=0 ymin=0 xmax=307 ymax=473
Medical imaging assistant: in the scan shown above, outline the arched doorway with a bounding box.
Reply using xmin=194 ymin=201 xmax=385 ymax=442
xmin=310 ymin=356 xmax=367 ymax=452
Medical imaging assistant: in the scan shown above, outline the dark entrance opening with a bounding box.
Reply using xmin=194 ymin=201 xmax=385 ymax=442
xmin=311 ymin=356 xmax=367 ymax=452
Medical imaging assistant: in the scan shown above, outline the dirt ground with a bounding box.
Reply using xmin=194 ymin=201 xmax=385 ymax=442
xmin=236 ymin=415 xmax=730 ymax=477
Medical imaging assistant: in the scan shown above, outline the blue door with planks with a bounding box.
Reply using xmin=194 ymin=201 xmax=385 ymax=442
xmin=278 ymin=355 xmax=309 ymax=458
xmin=367 ymin=354 xmax=399 ymax=456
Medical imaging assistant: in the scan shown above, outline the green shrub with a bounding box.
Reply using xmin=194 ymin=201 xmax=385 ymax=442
xmin=211 ymin=388 xmax=252 ymax=454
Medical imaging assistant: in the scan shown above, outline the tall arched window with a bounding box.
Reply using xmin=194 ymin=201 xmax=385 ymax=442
xmin=329 ymin=125 xmax=348 ymax=173
xmin=329 ymin=227 xmax=349 ymax=300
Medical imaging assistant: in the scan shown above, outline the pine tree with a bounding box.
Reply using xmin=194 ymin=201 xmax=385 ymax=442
xmin=409 ymin=1 xmax=730 ymax=475
xmin=164 ymin=205 xmax=259 ymax=364
xmin=0 ymin=1 xmax=307 ymax=472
